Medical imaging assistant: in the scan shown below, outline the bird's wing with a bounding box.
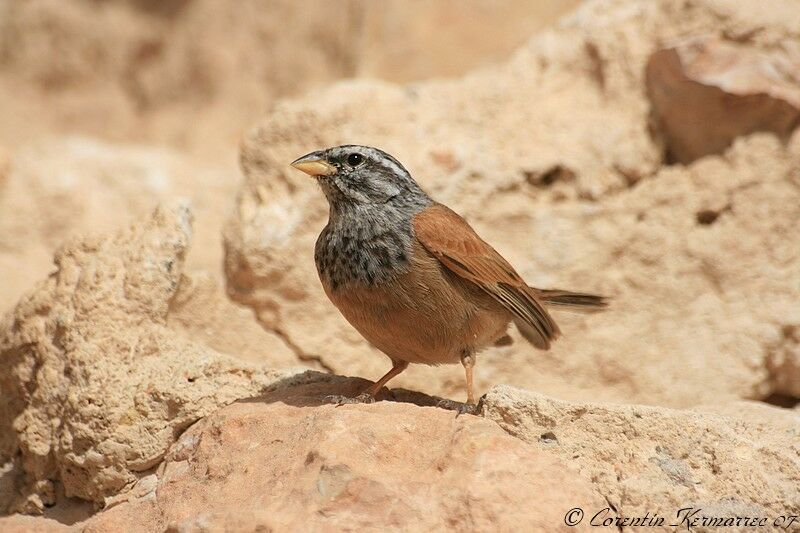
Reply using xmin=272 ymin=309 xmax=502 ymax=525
xmin=413 ymin=203 xmax=560 ymax=349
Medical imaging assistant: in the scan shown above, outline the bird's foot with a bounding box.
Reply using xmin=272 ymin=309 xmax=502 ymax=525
xmin=437 ymin=399 xmax=481 ymax=417
xmin=325 ymin=392 xmax=376 ymax=406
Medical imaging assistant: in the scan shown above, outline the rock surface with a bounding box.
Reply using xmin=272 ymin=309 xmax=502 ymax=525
xmin=0 ymin=138 xmax=237 ymax=311
xmin=224 ymin=0 xmax=800 ymax=407
xmin=0 ymin=514 xmax=69 ymax=533
xmin=166 ymin=271 xmax=300 ymax=369
xmin=0 ymin=0 xmax=579 ymax=155
xmin=647 ymin=38 xmax=800 ymax=163
xmin=2 ymin=378 xmax=796 ymax=531
xmin=483 ymin=386 xmax=800 ymax=526
xmin=0 ymin=0 xmax=799 ymax=529
xmin=0 ymin=203 xmax=307 ymax=512
xmin=74 ymin=377 xmax=606 ymax=532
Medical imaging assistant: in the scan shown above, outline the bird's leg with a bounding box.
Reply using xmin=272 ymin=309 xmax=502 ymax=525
xmin=437 ymin=350 xmax=480 ymax=416
xmin=363 ymin=359 xmax=409 ymax=398
xmin=327 ymin=359 xmax=408 ymax=406
xmin=461 ymin=351 xmax=476 ymax=406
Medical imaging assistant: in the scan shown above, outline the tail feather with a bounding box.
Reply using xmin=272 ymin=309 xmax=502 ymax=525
xmin=535 ymin=288 xmax=609 ymax=313
xmin=514 ymin=318 xmax=554 ymax=349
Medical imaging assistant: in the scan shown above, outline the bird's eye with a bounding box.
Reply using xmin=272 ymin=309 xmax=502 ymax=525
xmin=347 ymin=153 xmax=364 ymax=167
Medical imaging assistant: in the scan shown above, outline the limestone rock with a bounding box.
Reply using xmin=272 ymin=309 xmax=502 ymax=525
xmin=358 ymin=0 xmax=583 ymax=82
xmin=482 ymin=385 xmax=800 ymax=526
xmin=166 ymin=271 xmax=298 ymax=369
xmin=75 ymin=376 xmax=606 ymax=532
xmin=1 ymin=0 xmax=800 ymax=527
xmin=767 ymin=325 xmax=800 ymax=399
xmin=0 ymin=145 xmax=10 ymax=185
xmin=0 ymin=0 xmax=579 ymax=153
xmin=0 ymin=138 xmax=240 ymax=312
xmin=647 ymin=38 xmax=800 ymax=163
xmin=0 ymin=514 xmax=68 ymax=533
xmin=3 ymin=377 xmax=797 ymax=531
xmin=224 ymin=0 xmax=800 ymax=407
xmin=0 ymin=203 xmax=305 ymax=512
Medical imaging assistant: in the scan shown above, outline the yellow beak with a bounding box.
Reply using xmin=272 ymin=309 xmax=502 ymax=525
xmin=290 ymin=153 xmax=336 ymax=176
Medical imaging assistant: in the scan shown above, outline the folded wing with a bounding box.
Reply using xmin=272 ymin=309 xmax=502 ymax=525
xmin=413 ymin=203 xmax=560 ymax=349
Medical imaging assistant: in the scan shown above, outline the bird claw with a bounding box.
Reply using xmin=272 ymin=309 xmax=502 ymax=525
xmin=325 ymin=392 xmax=376 ymax=406
xmin=436 ymin=399 xmax=480 ymax=417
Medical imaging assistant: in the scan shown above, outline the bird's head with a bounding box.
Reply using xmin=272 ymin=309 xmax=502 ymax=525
xmin=290 ymin=145 xmax=428 ymax=209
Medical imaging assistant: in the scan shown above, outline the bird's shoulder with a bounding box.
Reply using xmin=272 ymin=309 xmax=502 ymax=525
xmin=412 ymin=202 xmax=523 ymax=285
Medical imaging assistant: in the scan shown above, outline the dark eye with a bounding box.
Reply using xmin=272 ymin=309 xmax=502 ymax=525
xmin=347 ymin=153 xmax=364 ymax=167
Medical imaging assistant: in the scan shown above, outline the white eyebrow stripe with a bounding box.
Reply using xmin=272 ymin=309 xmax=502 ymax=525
xmin=331 ymin=145 xmax=410 ymax=179
xmin=365 ymin=147 xmax=407 ymax=178
xmin=380 ymin=157 xmax=405 ymax=177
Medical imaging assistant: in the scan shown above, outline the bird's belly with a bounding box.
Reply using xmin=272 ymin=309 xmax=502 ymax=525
xmin=322 ymin=246 xmax=510 ymax=365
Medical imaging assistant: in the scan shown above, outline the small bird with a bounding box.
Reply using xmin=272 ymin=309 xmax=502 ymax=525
xmin=291 ymin=145 xmax=606 ymax=413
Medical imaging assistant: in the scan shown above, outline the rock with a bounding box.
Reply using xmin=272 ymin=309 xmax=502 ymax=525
xmin=647 ymin=38 xmax=800 ymax=163
xmin=0 ymin=138 xmax=240 ymax=312
xmin=73 ymin=376 xmax=606 ymax=532
xmin=358 ymin=0 xmax=583 ymax=82
xmin=482 ymin=385 xmax=800 ymax=525
xmin=767 ymin=325 xmax=800 ymax=399
xmin=0 ymin=0 xmax=579 ymax=154
xmin=0 ymin=136 xmax=317 ymax=377
xmin=166 ymin=270 xmax=299 ymax=369
xmin=3 ymin=377 xmax=797 ymax=531
xmin=224 ymin=0 xmax=800 ymax=407
xmin=0 ymin=514 xmax=69 ymax=533
xmin=0 ymin=145 xmax=10 ymax=185
xmin=0 ymin=203 xmax=307 ymax=512
xmin=1 ymin=0 xmax=800 ymax=527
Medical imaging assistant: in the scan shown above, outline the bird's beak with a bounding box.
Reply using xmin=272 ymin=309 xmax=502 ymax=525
xmin=290 ymin=152 xmax=336 ymax=177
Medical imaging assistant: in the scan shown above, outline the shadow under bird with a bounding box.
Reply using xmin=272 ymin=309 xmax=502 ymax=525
xmin=291 ymin=145 xmax=607 ymax=413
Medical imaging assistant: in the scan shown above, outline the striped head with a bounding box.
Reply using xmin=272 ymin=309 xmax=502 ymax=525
xmin=290 ymin=145 xmax=429 ymax=210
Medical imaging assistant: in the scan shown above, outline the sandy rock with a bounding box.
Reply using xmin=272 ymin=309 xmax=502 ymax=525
xmin=767 ymin=325 xmax=800 ymax=399
xmin=647 ymin=38 xmax=800 ymax=163
xmin=4 ymin=376 xmax=797 ymax=531
xmin=0 ymin=203 xmax=306 ymax=512
xmin=482 ymin=385 xmax=800 ymax=528
xmin=359 ymin=0 xmax=583 ymax=82
xmin=0 ymin=145 xmax=10 ymax=185
xmin=78 ymin=376 xmax=606 ymax=532
xmin=224 ymin=0 xmax=800 ymax=407
xmin=695 ymin=399 xmax=800 ymax=428
xmin=1 ymin=0 xmax=799 ymax=526
xmin=0 ymin=514 xmax=69 ymax=533
xmin=0 ymin=138 xmax=242 ymax=313
xmin=166 ymin=270 xmax=299 ymax=369
xmin=0 ymin=0 xmax=579 ymax=154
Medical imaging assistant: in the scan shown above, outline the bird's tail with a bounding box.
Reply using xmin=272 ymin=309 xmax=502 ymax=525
xmin=534 ymin=288 xmax=609 ymax=313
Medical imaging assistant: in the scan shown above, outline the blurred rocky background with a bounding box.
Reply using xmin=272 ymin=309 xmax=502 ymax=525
xmin=0 ymin=0 xmax=798 ymax=531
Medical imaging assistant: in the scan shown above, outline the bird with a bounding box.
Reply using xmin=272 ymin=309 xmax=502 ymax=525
xmin=290 ymin=145 xmax=607 ymax=413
